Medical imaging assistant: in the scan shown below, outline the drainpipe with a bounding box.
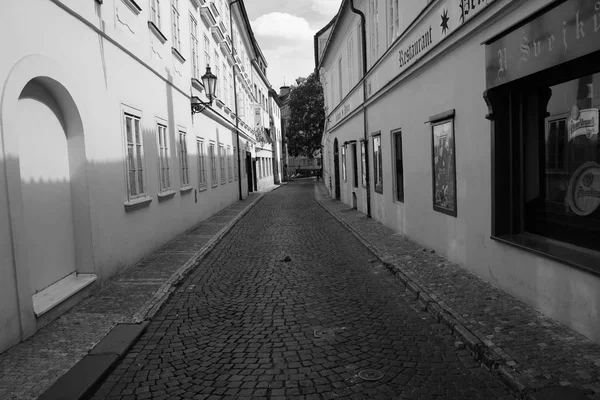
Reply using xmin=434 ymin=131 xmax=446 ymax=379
xmin=349 ymin=0 xmax=371 ymax=218
xmin=230 ymin=0 xmax=243 ymax=200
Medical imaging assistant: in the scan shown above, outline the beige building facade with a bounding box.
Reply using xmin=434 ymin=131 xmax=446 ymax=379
xmin=318 ymin=0 xmax=600 ymax=342
xmin=0 ymin=0 xmax=280 ymax=353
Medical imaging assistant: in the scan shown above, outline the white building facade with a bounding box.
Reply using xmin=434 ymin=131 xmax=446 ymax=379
xmin=318 ymin=0 xmax=600 ymax=343
xmin=0 ymin=0 xmax=280 ymax=353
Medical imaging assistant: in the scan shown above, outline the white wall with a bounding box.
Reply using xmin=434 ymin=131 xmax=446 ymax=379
xmin=0 ymin=0 xmax=269 ymax=353
xmin=320 ymin=0 xmax=600 ymax=342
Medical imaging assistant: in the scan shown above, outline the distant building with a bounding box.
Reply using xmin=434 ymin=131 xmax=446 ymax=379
xmin=317 ymin=0 xmax=600 ymax=343
xmin=279 ymin=86 xmax=292 ymax=180
xmin=0 ymin=0 xmax=280 ymax=353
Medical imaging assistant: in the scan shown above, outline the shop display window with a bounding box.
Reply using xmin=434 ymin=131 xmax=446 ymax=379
xmin=488 ymin=52 xmax=600 ymax=274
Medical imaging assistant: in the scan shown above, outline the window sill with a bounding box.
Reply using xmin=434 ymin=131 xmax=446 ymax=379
xmin=374 ymin=186 xmax=383 ymax=194
xmin=157 ymin=189 xmax=176 ymax=201
xmin=180 ymin=185 xmax=193 ymax=194
xmin=491 ymin=233 xmax=600 ymax=278
xmin=148 ymin=21 xmax=167 ymax=44
xmin=124 ymin=196 xmax=152 ymax=212
xmin=215 ymin=99 xmax=224 ymax=108
xmin=192 ymin=78 xmax=204 ymax=92
xmin=172 ymin=47 xmax=186 ymax=63
xmin=198 ymin=185 xmax=207 ymax=192
xmin=211 ymin=182 xmax=218 ymax=188
xmin=121 ymin=0 xmax=142 ymax=14
xmin=32 ymin=272 xmax=97 ymax=317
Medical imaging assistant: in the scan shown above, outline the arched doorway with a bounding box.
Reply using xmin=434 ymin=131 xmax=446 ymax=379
xmin=334 ymin=138 xmax=340 ymax=200
xmin=16 ymin=79 xmax=78 ymax=293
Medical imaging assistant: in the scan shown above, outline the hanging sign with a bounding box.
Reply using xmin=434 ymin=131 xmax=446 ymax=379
xmin=486 ymin=0 xmax=600 ymax=89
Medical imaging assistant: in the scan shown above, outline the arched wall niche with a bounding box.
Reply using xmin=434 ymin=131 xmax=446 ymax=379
xmin=0 ymin=54 xmax=95 ymax=342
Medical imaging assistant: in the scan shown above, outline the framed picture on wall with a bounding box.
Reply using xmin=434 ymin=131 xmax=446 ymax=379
xmin=430 ymin=110 xmax=457 ymax=217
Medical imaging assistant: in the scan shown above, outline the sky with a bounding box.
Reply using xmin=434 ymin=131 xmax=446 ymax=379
xmin=244 ymin=0 xmax=341 ymax=92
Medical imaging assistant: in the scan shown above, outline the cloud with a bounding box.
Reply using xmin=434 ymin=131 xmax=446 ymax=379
xmin=310 ymin=0 xmax=341 ymax=16
xmin=251 ymin=12 xmax=314 ymax=41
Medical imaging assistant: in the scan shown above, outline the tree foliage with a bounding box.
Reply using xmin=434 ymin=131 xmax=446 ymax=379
xmin=287 ymin=72 xmax=325 ymax=158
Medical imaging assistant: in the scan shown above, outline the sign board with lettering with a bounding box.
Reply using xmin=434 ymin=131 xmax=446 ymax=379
xmin=366 ymin=0 xmax=495 ymax=99
xmin=328 ymin=83 xmax=363 ymax=129
xmin=486 ymin=0 xmax=600 ymax=89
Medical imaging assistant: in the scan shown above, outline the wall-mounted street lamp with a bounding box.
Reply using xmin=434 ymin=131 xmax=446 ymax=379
xmin=191 ymin=66 xmax=218 ymax=114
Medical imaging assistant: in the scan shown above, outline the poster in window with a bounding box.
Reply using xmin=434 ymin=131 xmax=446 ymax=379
xmin=431 ymin=119 xmax=457 ymax=216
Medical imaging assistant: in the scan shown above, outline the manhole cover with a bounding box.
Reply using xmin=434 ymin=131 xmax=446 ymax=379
xmin=314 ymin=329 xmax=333 ymax=338
xmin=358 ymin=369 xmax=384 ymax=381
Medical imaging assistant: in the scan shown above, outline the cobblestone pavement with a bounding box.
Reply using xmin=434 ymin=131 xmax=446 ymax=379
xmin=0 ymin=190 xmax=270 ymax=400
xmin=91 ymin=179 xmax=513 ymax=400
xmin=314 ymin=181 xmax=600 ymax=399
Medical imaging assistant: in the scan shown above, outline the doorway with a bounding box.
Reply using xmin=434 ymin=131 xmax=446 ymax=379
xmin=252 ymin=159 xmax=258 ymax=192
xmin=334 ymin=138 xmax=340 ymax=200
xmin=246 ymin=152 xmax=253 ymax=193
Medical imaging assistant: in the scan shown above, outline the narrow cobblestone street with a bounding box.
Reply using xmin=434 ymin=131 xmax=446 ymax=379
xmin=91 ymin=179 xmax=512 ymax=400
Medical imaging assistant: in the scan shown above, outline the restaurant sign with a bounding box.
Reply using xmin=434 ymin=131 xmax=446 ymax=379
xmin=396 ymin=0 xmax=495 ymax=75
xmin=486 ymin=0 xmax=600 ymax=89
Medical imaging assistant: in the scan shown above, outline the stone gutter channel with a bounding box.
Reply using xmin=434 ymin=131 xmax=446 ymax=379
xmin=25 ymin=186 xmax=281 ymax=400
xmin=313 ymin=180 xmax=596 ymax=400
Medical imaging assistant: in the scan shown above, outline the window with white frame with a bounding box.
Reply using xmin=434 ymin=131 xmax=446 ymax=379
xmin=373 ymin=133 xmax=383 ymax=193
xmin=157 ymin=124 xmax=171 ymax=192
xmin=223 ymin=62 xmax=228 ymax=105
xmin=179 ymin=131 xmax=189 ymax=187
xmin=229 ymin=71 xmax=233 ymax=109
xmin=227 ymin=145 xmax=233 ymax=182
xmin=219 ymin=144 xmax=225 ymax=184
xmin=197 ymin=139 xmax=206 ymax=189
xmin=330 ymin=68 xmax=336 ymax=108
xmin=190 ymin=14 xmax=200 ymax=79
xmin=361 ymin=140 xmax=367 ymax=187
xmin=171 ymin=0 xmax=180 ymax=51
xmin=210 ymin=142 xmax=217 ymax=187
xmin=258 ymin=158 xmax=261 ymax=178
xmin=369 ymin=0 xmax=379 ymax=64
xmin=342 ymin=145 xmax=347 ymax=182
xmin=233 ymin=146 xmax=238 ymax=180
xmin=124 ymin=112 xmax=146 ymax=200
xmin=214 ymin=55 xmax=220 ymax=97
xmin=357 ymin=20 xmax=364 ymax=77
xmin=387 ymin=0 xmax=400 ymax=44
xmin=150 ymin=0 xmax=161 ymax=28
xmin=347 ymin=36 xmax=354 ymax=88
xmin=338 ymin=57 xmax=343 ymax=102
xmin=204 ymin=35 xmax=211 ymax=68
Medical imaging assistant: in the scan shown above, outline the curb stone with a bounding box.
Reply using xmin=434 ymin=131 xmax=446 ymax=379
xmin=38 ymin=322 xmax=149 ymax=400
xmin=312 ymin=182 xmax=542 ymax=399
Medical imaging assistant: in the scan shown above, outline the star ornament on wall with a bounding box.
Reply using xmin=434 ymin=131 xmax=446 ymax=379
xmin=440 ymin=8 xmax=450 ymax=36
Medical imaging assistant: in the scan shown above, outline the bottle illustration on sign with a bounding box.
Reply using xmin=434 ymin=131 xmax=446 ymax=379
xmin=567 ymin=104 xmax=599 ymax=142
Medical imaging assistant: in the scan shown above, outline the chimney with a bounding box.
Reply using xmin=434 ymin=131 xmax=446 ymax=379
xmin=279 ymin=86 xmax=290 ymax=97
